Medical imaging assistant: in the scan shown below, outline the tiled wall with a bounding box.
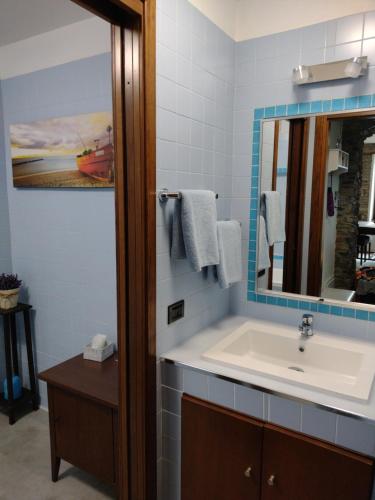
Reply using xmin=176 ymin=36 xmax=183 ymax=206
xmin=159 ymin=8 xmax=375 ymax=498
xmin=156 ymin=0 xmax=235 ymax=357
xmin=161 ymin=361 xmax=375 ymax=500
xmin=0 ymin=53 xmax=117 ymax=407
xmin=156 ymin=0 xmax=237 ymax=492
xmin=230 ymin=10 xmax=375 ymax=329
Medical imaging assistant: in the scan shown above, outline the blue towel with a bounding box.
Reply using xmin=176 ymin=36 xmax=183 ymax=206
xmin=262 ymin=191 xmax=286 ymax=245
xmin=258 ymin=215 xmax=271 ymax=271
xmin=171 ymin=190 xmax=220 ymax=272
xmin=216 ymin=220 xmax=242 ymax=288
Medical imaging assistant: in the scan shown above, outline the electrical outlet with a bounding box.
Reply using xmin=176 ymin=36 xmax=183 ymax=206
xmin=168 ymin=300 xmax=184 ymax=324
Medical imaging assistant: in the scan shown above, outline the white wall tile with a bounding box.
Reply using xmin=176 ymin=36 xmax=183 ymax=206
xmin=183 ymin=368 xmax=209 ymax=399
xmin=234 ymin=385 xmax=264 ymax=419
xmin=336 ymin=13 xmax=364 ymax=45
xmin=268 ymin=394 xmax=301 ymax=431
xmin=208 ymin=377 xmax=235 ymax=408
xmin=336 ymin=415 xmax=375 ymax=456
xmin=301 ymin=406 xmax=337 ymax=442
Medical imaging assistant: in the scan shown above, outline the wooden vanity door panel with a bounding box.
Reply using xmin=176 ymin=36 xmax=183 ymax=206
xmin=52 ymin=387 xmax=115 ymax=484
xmin=262 ymin=424 xmax=374 ymax=500
xmin=181 ymin=394 xmax=263 ymax=500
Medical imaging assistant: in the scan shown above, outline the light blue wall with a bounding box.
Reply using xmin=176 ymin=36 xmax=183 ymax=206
xmin=0 ymin=85 xmax=12 ymax=273
xmin=156 ymin=0 xmax=235 ymax=356
xmin=0 ymin=82 xmax=12 ymax=382
xmin=0 ymin=53 xmax=117 ymax=407
xmin=230 ymin=11 xmax=375 ymax=337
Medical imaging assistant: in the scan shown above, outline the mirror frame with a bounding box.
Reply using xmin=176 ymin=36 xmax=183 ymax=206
xmin=248 ymin=93 xmax=375 ymax=321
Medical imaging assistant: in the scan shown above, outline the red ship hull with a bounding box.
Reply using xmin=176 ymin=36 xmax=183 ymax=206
xmin=76 ymin=144 xmax=114 ymax=182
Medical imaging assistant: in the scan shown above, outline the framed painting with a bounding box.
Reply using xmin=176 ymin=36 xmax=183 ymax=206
xmin=10 ymin=111 xmax=114 ymax=188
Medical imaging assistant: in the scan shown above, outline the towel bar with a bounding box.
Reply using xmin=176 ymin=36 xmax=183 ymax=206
xmin=158 ymin=188 xmax=219 ymax=202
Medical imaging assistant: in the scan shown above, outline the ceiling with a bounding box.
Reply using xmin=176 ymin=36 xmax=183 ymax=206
xmin=0 ymin=0 xmax=93 ymax=47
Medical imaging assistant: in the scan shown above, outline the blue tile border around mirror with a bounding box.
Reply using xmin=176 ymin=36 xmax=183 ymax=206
xmin=247 ymin=93 xmax=375 ymax=321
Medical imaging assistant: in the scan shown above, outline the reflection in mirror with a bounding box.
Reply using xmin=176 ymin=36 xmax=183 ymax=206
xmin=257 ymin=111 xmax=375 ymax=307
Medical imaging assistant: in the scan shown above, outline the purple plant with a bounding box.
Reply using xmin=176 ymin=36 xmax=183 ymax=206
xmin=0 ymin=273 xmax=22 ymax=290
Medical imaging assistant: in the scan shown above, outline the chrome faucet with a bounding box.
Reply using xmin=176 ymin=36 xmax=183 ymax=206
xmin=299 ymin=313 xmax=314 ymax=337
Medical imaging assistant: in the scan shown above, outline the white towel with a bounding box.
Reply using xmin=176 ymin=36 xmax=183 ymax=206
xmin=262 ymin=191 xmax=286 ymax=246
xmin=216 ymin=220 xmax=242 ymax=289
xmin=258 ymin=215 xmax=271 ymax=271
xmin=171 ymin=190 xmax=220 ymax=272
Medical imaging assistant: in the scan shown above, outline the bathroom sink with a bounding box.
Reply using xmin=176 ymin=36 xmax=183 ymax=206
xmin=202 ymin=321 xmax=375 ymax=401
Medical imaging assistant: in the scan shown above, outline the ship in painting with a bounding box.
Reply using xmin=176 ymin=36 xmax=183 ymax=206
xmin=76 ymin=125 xmax=114 ymax=182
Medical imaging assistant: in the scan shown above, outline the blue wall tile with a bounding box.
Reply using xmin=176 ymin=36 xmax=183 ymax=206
xmin=343 ymin=308 xmax=356 ymax=318
xmin=356 ymin=310 xmax=369 ymax=321
xmin=358 ymin=94 xmax=371 ymax=108
xmin=332 ymin=98 xmax=345 ymax=111
xmin=311 ymin=100 xmax=322 ymax=113
xmin=344 ymin=96 xmax=358 ymax=109
xmin=287 ymin=103 xmax=298 ymax=115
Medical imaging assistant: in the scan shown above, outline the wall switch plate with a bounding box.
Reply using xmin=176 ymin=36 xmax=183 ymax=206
xmin=168 ymin=300 xmax=184 ymax=324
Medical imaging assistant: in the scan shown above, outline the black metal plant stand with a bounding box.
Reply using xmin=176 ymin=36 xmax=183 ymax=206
xmin=0 ymin=303 xmax=38 ymax=424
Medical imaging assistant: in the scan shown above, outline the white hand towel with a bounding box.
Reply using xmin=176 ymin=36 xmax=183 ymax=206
xmin=262 ymin=191 xmax=286 ymax=245
xmin=216 ymin=220 xmax=242 ymax=289
xmin=258 ymin=215 xmax=271 ymax=271
xmin=171 ymin=190 xmax=220 ymax=272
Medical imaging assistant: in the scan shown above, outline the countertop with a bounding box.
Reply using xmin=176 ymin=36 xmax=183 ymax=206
xmin=161 ymin=315 xmax=375 ymax=424
xmin=39 ymin=354 xmax=118 ymax=409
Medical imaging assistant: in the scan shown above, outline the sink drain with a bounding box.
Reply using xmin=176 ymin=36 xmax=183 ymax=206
xmin=288 ymin=366 xmax=304 ymax=373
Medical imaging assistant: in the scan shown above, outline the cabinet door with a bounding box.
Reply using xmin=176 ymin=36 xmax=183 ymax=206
xmin=182 ymin=394 xmax=263 ymax=500
xmin=52 ymin=387 xmax=115 ymax=484
xmin=262 ymin=424 xmax=374 ymax=500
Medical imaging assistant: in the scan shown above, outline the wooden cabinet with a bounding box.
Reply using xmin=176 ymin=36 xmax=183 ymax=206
xmin=51 ymin=387 xmax=116 ymax=484
xmin=182 ymin=394 xmax=263 ymax=500
xmin=39 ymin=354 xmax=118 ymax=488
xmin=262 ymin=424 xmax=374 ymax=500
xmin=182 ymin=395 xmax=375 ymax=500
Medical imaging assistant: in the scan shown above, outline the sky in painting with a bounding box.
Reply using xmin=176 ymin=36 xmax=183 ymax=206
xmin=10 ymin=111 xmax=113 ymax=158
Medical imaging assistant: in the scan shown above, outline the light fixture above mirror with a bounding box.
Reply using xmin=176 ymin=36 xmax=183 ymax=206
xmin=292 ymin=57 xmax=368 ymax=85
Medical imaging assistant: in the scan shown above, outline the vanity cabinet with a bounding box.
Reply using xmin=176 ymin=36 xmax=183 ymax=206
xmin=182 ymin=395 xmax=375 ymax=500
xmin=262 ymin=424 xmax=373 ymax=500
xmin=182 ymin=394 xmax=263 ymax=500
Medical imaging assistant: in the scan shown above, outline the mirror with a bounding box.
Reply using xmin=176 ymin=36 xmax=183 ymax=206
xmin=257 ymin=110 xmax=375 ymax=306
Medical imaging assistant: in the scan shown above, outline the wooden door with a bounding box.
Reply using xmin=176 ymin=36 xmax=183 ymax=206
xmin=307 ymin=115 xmax=329 ymax=296
xmin=283 ymin=118 xmax=309 ymax=293
xmin=261 ymin=424 xmax=374 ymax=500
xmin=181 ymin=394 xmax=263 ymax=500
xmin=53 ymin=388 xmax=115 ymax=484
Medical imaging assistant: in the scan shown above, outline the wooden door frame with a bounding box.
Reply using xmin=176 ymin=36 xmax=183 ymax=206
xmin=307 ymin=109 xmax=375 ymax=297
xmin=71 ymin=1 xmax=156 ymax=499
xmin=283 ymin=118 xmax=309 ymax=293
xmin=306 ymin=116 xmax=328 ymax=296
xmin=267 ymin=120 xmax=280 ymax=290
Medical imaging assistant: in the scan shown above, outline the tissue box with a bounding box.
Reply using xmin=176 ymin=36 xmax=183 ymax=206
xmin=83 ymin=342 xmax=114 ymax=362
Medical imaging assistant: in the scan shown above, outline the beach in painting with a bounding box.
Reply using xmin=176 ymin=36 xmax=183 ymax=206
xmin=12 ymin=156 xmax=105 ymax=187
xmin=10 ymin=111 xmax=114 ymax=188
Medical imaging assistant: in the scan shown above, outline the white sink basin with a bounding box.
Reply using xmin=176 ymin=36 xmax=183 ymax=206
xmin=202 ymin=321 xmax=375 ymax=401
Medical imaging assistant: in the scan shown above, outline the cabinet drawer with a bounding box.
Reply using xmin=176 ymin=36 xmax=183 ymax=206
xmin=52 ymin=387 xmax=115 ymax=484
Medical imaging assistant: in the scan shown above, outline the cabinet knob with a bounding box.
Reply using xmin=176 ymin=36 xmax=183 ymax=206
xmin=244 ymin=466 xmax=252 ymax=478
xmin=267 ymin=475 xmax=276 ymax=486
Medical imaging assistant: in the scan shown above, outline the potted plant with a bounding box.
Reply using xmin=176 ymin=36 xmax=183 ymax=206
xmin=0 ymin=274 xmax=22 ymax=310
